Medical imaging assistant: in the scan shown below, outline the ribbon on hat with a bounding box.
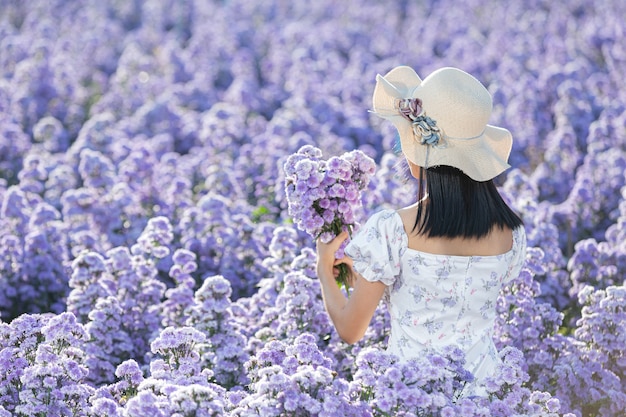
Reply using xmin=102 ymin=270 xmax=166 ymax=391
xmin=372 ymin=74 xmax=446 ymax=149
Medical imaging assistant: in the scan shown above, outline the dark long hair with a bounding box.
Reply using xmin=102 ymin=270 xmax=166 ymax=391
xmin=413 ymin=165 xmax=523 ymax=238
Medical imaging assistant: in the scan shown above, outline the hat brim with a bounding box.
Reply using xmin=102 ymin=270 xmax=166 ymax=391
xmin=400 ymin=123 xmax=512 ymax=181
xmin=372 ymin=66 xmax=422 ymax=118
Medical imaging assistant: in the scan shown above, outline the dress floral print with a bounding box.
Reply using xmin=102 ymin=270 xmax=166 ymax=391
xmin=345 ymin=209 xmax=527 ymax=395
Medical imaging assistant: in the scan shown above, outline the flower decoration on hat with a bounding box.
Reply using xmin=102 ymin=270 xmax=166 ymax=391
xmin=372 ymin=72 xmax=445 ymax=150
xmin=396 ymin=98 xmax=443 ymax=146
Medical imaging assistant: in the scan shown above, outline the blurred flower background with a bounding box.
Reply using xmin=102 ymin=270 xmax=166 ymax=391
xmin=0 ymin=0 xmax=625 ymax=415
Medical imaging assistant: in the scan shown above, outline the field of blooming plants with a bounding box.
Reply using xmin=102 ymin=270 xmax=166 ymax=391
xmin=0 ymin=0 xmax=625 ymax=415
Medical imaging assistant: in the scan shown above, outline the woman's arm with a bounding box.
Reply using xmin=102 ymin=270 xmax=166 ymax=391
xmin=316 ymin=231 xmax=387 ymax=344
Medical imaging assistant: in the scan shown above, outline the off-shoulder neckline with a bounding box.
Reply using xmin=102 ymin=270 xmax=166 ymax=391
xmin=381 ymin=209 xmax=522 ymax=260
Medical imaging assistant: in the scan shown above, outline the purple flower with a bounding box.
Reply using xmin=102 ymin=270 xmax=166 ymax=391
xmin=328 ymin=183 xmax=346 ymax=199
xmin=123 ymin=390 xmax=166 ymax=417
xmin=133 ymin=216 xmax=174 ymax=258
xmin=151 ymin=326 xmax=205 ymax=357
xmin=168 ymin=384 xmax=226 ymax=416
xmin=162 ymin=249 xmax=198 ymax=327
xmin=295 ymin=159 xmax=316 ymax=180
xmin=186 ymin=276 xmax=249 ymax=388
xmin=0 ymin=1 xmax=625 ymax=415
xmin=116 ymin=360 xmax=144 ymax=386
xmin=89 ymin=398 xmax=122 ymax=417
xmin=283 ymin=147 xmax=376 ymax=285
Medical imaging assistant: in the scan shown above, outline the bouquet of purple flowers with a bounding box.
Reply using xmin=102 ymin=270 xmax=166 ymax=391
xmin=283 ymin=145 xmax=376 ymax=289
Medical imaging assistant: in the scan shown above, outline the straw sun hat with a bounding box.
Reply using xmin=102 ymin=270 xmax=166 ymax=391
xmin=372 ymin=66 xmax=512 ymax=181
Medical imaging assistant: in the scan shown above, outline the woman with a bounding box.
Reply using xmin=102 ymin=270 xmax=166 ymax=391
xmin=316 ymin=66 xmax=527 ymax=396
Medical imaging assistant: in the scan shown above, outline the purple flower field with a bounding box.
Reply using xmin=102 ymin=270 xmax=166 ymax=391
xmin=0 ymin=0 xmax=625 ymax=415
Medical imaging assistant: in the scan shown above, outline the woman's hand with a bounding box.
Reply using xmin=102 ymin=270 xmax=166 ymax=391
xmin=315 ymin=230 xmax=387 ymax=344
xmin=316 ymin=231 xmax=352 ymax=279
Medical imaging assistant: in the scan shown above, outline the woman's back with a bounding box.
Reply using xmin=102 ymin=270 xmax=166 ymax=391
xmin=397 ymin=205 xmax=514 ymax=257
xmin=345 ymin=209 xmax=527 ymax=395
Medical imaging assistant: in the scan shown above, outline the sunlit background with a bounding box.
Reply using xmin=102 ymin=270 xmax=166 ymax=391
xmin=0 ymin=0 xmax=625 ymax=415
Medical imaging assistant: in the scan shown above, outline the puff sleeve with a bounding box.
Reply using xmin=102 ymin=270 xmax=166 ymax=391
xmin=502 ymin=225 xmax=527 ymax=284
xmin=344 ymin=209 xmax=405 ymax=286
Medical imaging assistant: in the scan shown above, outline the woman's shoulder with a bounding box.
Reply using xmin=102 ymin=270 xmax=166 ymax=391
xmin=355 ymin=209 xmax=407 ymax=246
xmin=511 ymin=224 xmax=527 ymax=250
xmin=363 ymin=208 xmax=402 ymax=225
xmin=345 ymin=209 xmax=405 ymax=286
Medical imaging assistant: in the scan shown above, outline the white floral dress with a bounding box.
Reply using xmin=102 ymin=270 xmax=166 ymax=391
xmin=345 ymin=209 xmax=527 ymax=394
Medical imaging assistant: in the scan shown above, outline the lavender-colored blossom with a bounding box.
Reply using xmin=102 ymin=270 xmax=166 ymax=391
xmin=122 ymin=390 xmax=167 ymax=417
xmin=234 ymin=333 xmax=365 ymax=416
xmin=12 ymin=312 xmax=94 ymax=417
xmin=32 ymin=115 xmax=69 ymax=153
xmin=177 ymin=193 xmax=273 ymax=299
xmin=168 ymin=384 xmax=227 ymax=417
xmin=260 ymin=226 xmax=304 ymax=274
xmin=284 ymin=145 xmax=375 ymax=237
xmin=148 ymin=326 xmax=209 ymax=386
xmin=258 ymin=271 xmax=333 ymax=345
xmin=81 ymin=242 xmax=165 ymax=368
xmin=352 ymin=346 xmax=475 ymax=415
xmin=78 ymin=148 xmax=117 ymax=190
xmin=0 ymin=186 xmax=31 ymax=236
xmin=0 ymin=347 xmax=28 ymax=411
xmin=132 ymin=216 xmax=174 ymax=259
xmin=0 ymin=200 xmax=70 ymax=318
xmin=186 ymin=276 xmax=249 ymax=389
xmin=99 ymin=359 xmax=144 ymax=406
xmin=161 ymin=249 xmax=198 ymax=328
xmin=67 ymin=251 xmax=113 ymax=323
xmin=88 ymin=397 xmax=123 ymax=417
xmin=0 ymin=233 xmax=23 ymax=318
xmin=283 ymin=145 xmax=376 ymax=287
xmin=41 ymin=312 xmax=88 ymax=353
xmin=1 ymin=0 xmax=626 ymax=415
xmin=0 ymin=116 xmax=31 ymax=184
xmin=217 ymin=214 xmax=275 ymax=299
xmin=17 ymin=152 xmax=47 ymax=194
xmin=84 ymin=296 xmax=134 ymax=386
